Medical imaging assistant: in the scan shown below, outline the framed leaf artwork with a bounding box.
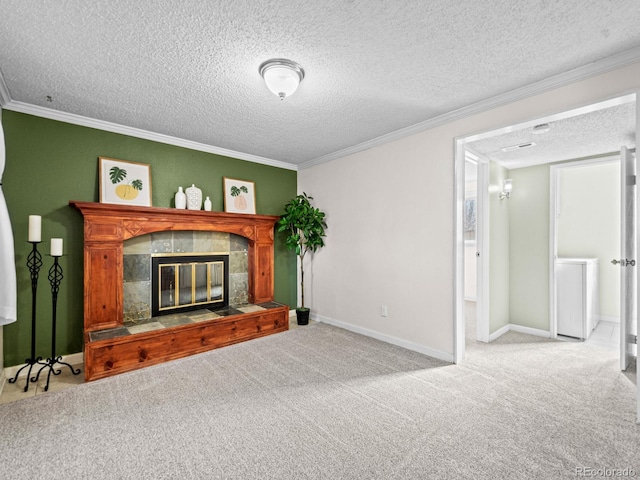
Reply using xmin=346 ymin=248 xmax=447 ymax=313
xmin=223 ymin=177 xmax=256 ymax=214
xmin=99 ymin=157 xmax=152 ymax=207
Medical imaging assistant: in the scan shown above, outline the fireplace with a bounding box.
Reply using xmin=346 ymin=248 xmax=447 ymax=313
xmin=122 ymin=230 xmax=249 ymax=323
xmin=151 ymin=254 xmax=229 ymax=316
xmin=70 ymin=201 xmax=289 ymax=382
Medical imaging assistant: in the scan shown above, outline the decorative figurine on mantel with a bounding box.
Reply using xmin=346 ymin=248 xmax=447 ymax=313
xmin=186 ymin=184 xmax=202 ymax=210
xmin=174 ymin=186 xmax=186 ymax=209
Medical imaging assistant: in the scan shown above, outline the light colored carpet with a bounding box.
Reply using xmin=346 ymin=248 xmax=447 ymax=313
xmin=0 ymin=322 xmax=638 ymax=479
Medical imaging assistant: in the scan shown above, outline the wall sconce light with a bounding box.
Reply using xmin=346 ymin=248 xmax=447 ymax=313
xmin=259 ymin=58 xmax=305 ymax=100
xmin=500 ymin=179 xmax=513 ymax=200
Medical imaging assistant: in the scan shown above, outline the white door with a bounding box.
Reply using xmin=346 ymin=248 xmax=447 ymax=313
xmin=636 ymin=101 xmax=640 ymax=423
xmin=620 ymin=145 xmax=637 ymax=373
xmin=620 ymin=142 xmax=640 ymax=423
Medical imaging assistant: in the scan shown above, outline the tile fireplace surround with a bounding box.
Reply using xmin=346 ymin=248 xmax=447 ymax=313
xmin=70 ymin=201 xmax=289 ymax=381
xmin=123 ymin=230 xmax=249 ymax=319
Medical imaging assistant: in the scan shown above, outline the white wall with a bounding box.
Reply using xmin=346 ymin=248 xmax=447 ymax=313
xmin=557 ymin=161 xmax=620 ymax=319
xmin=299 ymin=61 xmax=640 ymax=360
xmin=298 ymin=135 xmax=454 ymax=359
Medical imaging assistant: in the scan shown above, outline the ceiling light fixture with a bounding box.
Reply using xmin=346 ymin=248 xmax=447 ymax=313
xmin=259 ymin=58 xmax=305 ymax=100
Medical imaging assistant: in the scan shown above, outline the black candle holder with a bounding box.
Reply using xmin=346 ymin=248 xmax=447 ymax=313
xmin=7 ymin=242 xmax=44 ymax=392
xmin=32 ymin=256 xmax=81 ymax=391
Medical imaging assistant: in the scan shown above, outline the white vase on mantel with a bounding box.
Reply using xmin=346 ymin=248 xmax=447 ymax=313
xmin=174 ymin=186 xmax=186 ymax=209
xmin=186 ymin=184 xmax=202 ymax=210
xmin=204 ymin=196 xmax=212 ymax=211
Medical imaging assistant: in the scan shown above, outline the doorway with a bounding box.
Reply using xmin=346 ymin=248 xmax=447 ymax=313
xmin=455 ymin=93 xmax=637 ymax=362
xmin=551 ymin=157 xmax=621 ymax=348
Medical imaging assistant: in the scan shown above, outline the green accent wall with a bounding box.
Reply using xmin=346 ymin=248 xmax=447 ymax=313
xmin=1 ymin=111 xmax=297 ymax=367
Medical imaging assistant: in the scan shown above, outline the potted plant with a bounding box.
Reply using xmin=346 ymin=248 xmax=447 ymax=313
xmin=277 ymin=192 xmax=327 ymax=325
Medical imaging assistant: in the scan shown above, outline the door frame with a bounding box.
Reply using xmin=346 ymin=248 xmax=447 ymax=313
xmin=476 ymin=156 xmax=490 ymax=343
xmin=460 ymin=151 xmax=490 ymax=346
xmin=454 ymin=143 xmax=491 ymax=362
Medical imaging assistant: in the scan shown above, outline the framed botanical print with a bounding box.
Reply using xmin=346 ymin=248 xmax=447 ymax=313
xmin=223 ymin=177 xmax=256 ymax=214
xmin=99 ymin=157 xmax=152 ymax=207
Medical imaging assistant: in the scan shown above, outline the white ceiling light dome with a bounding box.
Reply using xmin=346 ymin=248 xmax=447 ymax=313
xmin=259 ymin=59 xmax=305 ymax=100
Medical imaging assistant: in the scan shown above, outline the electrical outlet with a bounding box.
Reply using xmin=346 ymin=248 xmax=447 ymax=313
xmin=381 ymin=305 xmax=388 ymax=317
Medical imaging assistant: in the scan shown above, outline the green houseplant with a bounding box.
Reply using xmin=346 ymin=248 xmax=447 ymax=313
xmin=277 ymin=193 xmax=327 ymax=325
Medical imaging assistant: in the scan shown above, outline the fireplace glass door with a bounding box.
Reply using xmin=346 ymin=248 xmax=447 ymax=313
xmin=153 ymin=255 xmax=229 ymax=316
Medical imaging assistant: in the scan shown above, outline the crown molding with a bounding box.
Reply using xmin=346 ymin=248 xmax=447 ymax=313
xmin=0 ymin=98 xmax=298 ymax=171
xmin=299 ymin=46 xmax=640 ymax=170
xmin=0 ymin=69 xmax=297 ymax=171
xmin=3 ymin=45 xmax=640 ymax=173
xmin=0 ymin=68 xmax=11 ymax=107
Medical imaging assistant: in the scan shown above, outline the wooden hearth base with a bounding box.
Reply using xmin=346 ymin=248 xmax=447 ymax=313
xmin=84 ymin=304 xmax=289 ymax=381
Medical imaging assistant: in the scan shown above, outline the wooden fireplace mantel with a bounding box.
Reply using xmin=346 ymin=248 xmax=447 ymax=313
xmin=70 ymin=201 xmax=280 ymax=332
xmin=70 ymin=201 xmax=289 ymax=381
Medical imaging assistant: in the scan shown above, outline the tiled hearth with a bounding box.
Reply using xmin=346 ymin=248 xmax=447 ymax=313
xmin=89 ymin=302 xmax=287 ymax=342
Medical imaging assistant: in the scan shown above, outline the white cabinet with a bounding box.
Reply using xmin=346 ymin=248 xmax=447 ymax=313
xmin=556 ymin=258 xmax=599 ymax=339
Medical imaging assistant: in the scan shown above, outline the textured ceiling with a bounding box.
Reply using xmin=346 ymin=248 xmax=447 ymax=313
xmin=467 ymin=101 xmax=637 ymax=169
xmin=1 ymin=1 xmax=640 ymax=167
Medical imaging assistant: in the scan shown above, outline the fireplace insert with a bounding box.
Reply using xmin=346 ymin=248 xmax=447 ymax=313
xmin=151 ymin=254 xmax=229 ymax=316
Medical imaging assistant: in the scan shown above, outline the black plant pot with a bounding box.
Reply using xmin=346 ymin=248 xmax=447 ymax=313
xmin=296 ymin=308 xmax=310 ymax=325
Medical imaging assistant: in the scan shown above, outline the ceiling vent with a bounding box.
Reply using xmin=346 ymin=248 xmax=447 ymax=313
xmin=532 ymin=123 xmax=551 ymax=134
xmin=501 ymin=142 xmax=536 ymax=152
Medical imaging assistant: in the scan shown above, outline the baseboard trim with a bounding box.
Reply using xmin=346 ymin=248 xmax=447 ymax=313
xmin=597 ymin=315 xmax=620 ymax=324
xmin=3 ymin=352 xmax=84 ymax=380
xmin=489 ymin=324 xmax=510 ymax=342
xmin=488 ymin=323 xmax=551 ymax=342
xmin=312 ymin=313 xmax=454 ymax=363
xmin=509 ymin=324 xmax=552 ymax=338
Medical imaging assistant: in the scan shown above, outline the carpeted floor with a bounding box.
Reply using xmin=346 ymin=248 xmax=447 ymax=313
xmin=0 ymin=321 xmax=638 ymax=479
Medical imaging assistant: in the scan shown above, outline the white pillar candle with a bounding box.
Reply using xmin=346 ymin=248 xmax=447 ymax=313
xmin=50 ymin=238 xmax=63 ymax=257
xmin=28 ymin=215 xmax=41 ymax=242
